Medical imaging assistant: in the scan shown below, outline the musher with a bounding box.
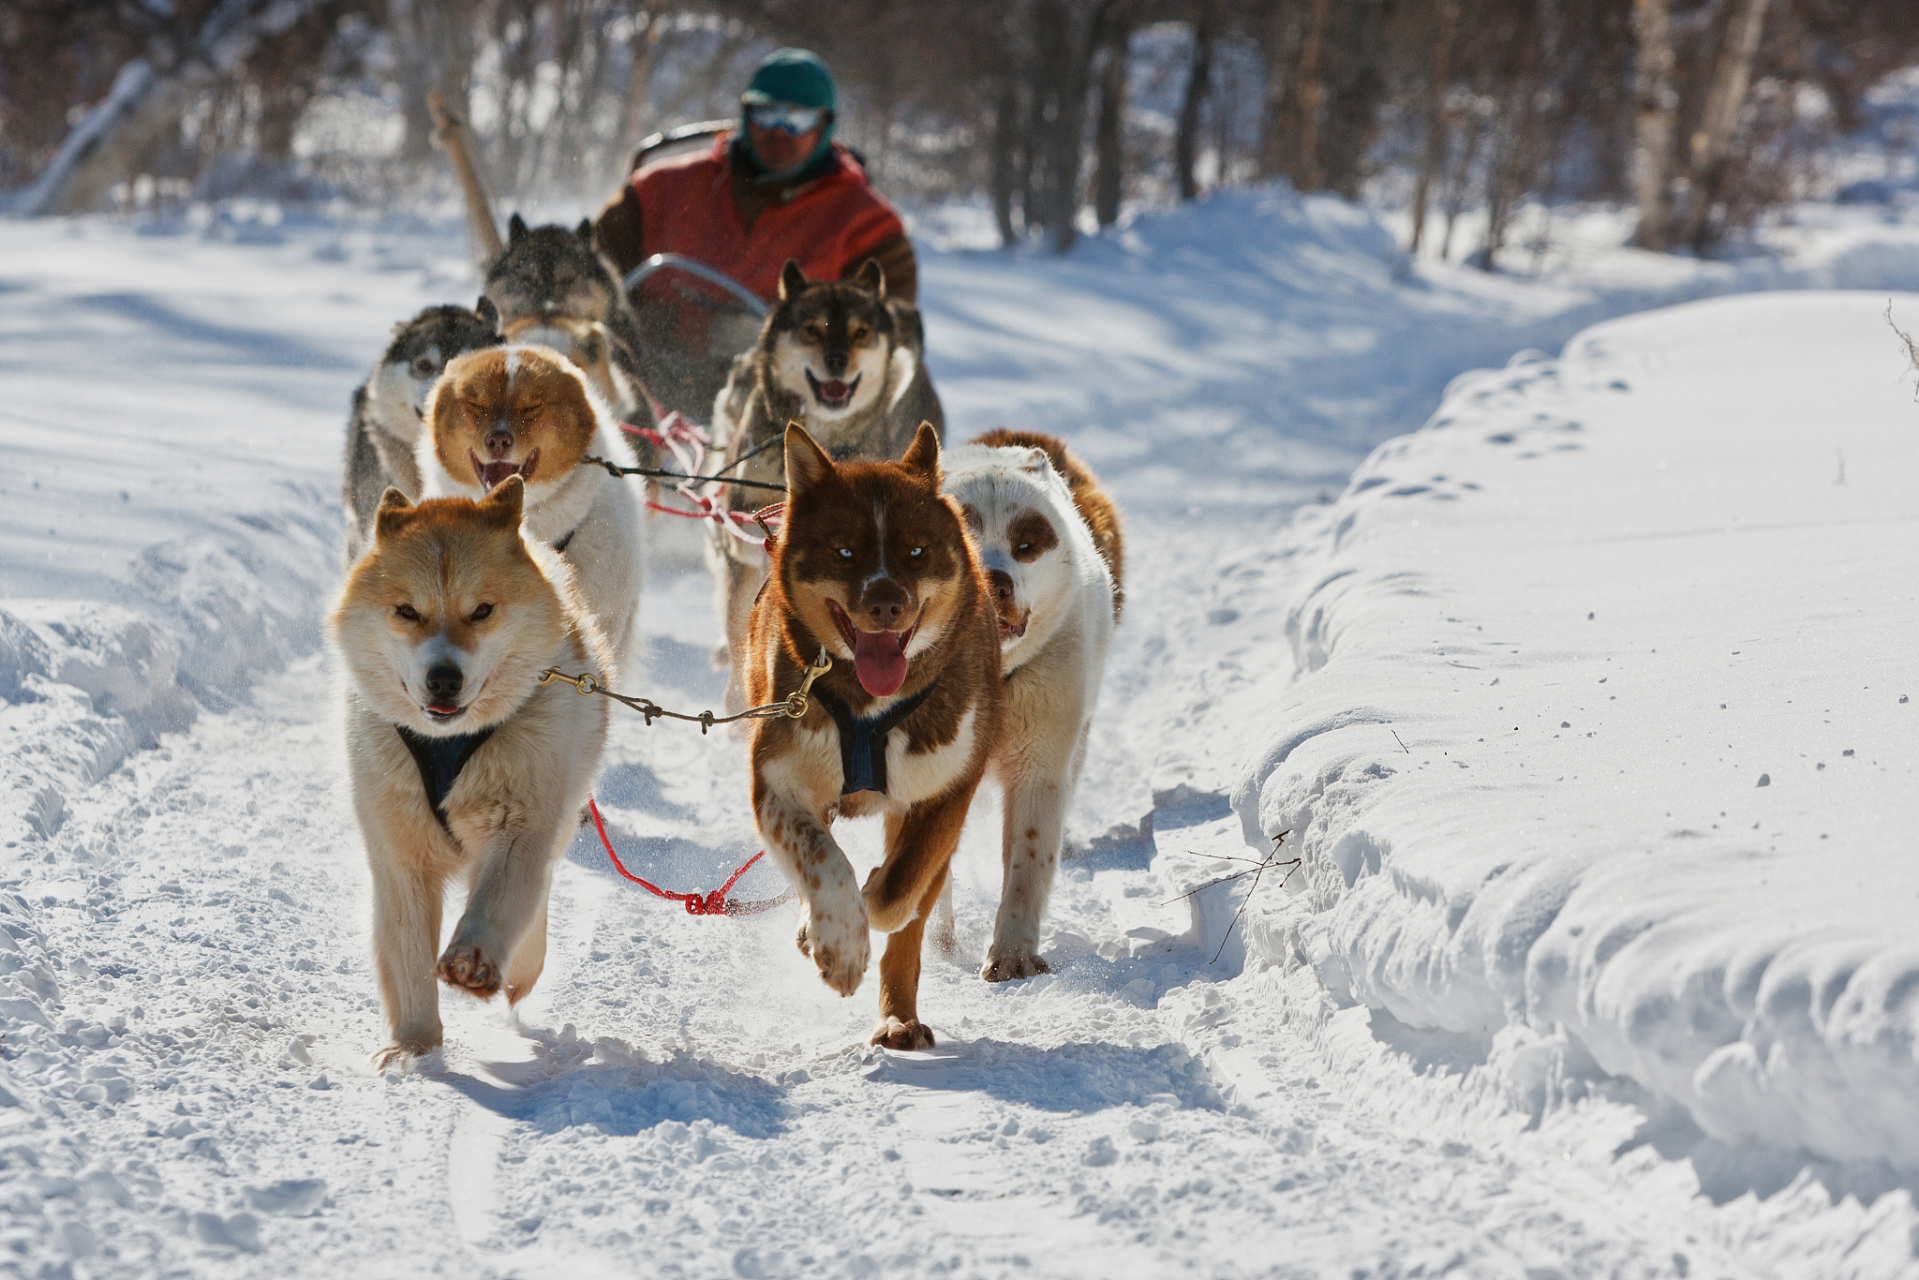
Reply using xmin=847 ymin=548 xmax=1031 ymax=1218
xmin=594 ymin=48 xmax=917 ymax=413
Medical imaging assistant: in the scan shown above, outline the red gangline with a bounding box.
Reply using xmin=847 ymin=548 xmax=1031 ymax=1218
xmin=585 ymin=797 xmax=790 ymax=917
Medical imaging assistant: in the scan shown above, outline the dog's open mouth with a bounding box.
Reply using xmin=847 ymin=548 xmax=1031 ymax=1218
xmin=827 ymin=599 xmax=915 ymax=697
xmin=469 ymin=449 xmax=540 ymax=491
xmin=424 ymin=703 xmax=466 ymax=723
xmin=805 ymin=370 xmax=860 ymax=410
xmin=1000 ymin=614 xmax=1029 ymax=643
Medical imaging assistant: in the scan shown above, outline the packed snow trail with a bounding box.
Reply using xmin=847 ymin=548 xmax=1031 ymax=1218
xmin=4 ymin=200 xmax=1919 ymax=1277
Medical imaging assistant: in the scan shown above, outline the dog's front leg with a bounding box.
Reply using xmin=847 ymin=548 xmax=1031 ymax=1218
xmin=439 ymin=813 xmax=560 ymax=1000
xmin=985 ymin=737 xmax=1074 ymax=982
xmin=368 ymin=851 xmax=445 ymax=1066
xmin=756 ymin=789 xmax=869 ymax=996
xmin=866 ymin=783 xmax=981 ymax=1048
xmin=872 ymin=863 xmax=949 ymax=1051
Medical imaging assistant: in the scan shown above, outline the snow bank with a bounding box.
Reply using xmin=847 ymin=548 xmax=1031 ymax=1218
xmin=0 ymin=216 xmax=466 ymax=843
xmin=1233 ymin=291 xmax=1919 ymax=1167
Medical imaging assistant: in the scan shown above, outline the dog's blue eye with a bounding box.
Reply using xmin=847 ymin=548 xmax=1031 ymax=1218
xmin=909 ymin=547 xmax=923 ymax=558
xmin=395 ymin=603 xmax=420 ymax=621
xmin=837 ymin=548 xmax=853 ymax=559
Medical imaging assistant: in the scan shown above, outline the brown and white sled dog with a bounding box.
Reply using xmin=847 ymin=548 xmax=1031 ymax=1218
xmin=940 ymin=433 xmax=1120 ymax=980
xmin=746 ymin=423 xmax=1000 ymax=1049
xmin=708 ymin=260 xmax=944 ymax=710
xmin=501 ymin=312 xmax=642 ymax=428
xmin=331 ymin=478 xmax=611 ymax=1067
xmin=418 ymin=344 xmax=644 ymax=680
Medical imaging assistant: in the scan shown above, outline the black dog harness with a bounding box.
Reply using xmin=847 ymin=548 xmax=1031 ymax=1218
xmin=395 ymin=725 xmax=496 ymax=832
xmin=812 ymin=681 xmax=937 ymax=796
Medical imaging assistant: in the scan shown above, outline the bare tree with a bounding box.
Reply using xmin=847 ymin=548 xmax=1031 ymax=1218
xmin=15 ymin=0 xmax=339 ymax=215
xmin=1630 ymin=0 xmax=1677 ymax=249
xmin=1675 ymin=0 xmax=1772 ymax=249
xmin=1407 ymin=0 xmax=1459 ymax=254
xmin=1174 ymin=0 xmax=1217 ymax=201
xmin=1092 ymin=0 xmax=1133 ymax=227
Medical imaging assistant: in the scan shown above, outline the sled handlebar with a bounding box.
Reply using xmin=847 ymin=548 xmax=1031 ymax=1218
xmin=624 ymin=254 xmax=770 ymax=317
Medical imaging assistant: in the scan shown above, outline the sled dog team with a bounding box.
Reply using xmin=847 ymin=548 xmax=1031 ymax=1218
xmin=332 ymin=220 xmax=1123 ymax=1064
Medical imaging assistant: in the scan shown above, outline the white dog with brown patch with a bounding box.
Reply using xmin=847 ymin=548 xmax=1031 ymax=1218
xmin=940 ymin=434 xmax=1119 ymax=981
xmin=418 ymin=343 xmax=643 ymax=681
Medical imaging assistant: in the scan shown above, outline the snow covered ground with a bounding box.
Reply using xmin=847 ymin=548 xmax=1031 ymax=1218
xmin=3 ymin=189 xmax=1919 ymax=1278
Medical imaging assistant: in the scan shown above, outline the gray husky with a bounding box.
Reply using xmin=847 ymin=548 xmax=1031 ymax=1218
xmin=705 ymin=258 xmax=944 ymax=707
xmin=484 ymin=215 xmax=650 ymax=426
xmin=341 ymin=300 xmax=501 ymax=564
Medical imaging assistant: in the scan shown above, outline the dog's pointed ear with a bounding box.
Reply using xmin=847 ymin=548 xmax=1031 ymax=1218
xmin=480 ymin=473 xmax=525 ymax=525
xmin=779 ymin=260 xmax=808 ymax=303
xmin=576 ymin=218 xmax=594 ymax=243
xmin=475 ymin=295 xmax=500 ymax=332
xmin=1020 ymin=447 xmax=1050 ymax=473
xmin=374 ymin=488 xmax=414 ymax=542
xmin=854 ymin=257 xmax=885 ymax=299
xmin=784 ymin=422 xmax=835 ymax=496
xmin=900 ymin=421 xmax=941 ymax=481
xmin=508 ymin=213 xmax=528 ymax=243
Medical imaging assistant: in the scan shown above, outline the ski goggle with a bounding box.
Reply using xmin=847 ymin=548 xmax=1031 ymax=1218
xmin=746 ymin=102 xmax=827 ymax=136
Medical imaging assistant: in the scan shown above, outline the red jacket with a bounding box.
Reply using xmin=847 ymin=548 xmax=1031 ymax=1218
xmin=630 ymin=135 xmax=906 ymax=304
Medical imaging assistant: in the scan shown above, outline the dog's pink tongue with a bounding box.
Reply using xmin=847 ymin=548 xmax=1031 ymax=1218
xmin=851 ymin=630 xmax=908 ymax=697
xmin=477 ymin=461 xmax=519 ymax=490
xmin=822 ymin=380 xmax=851 ymax=401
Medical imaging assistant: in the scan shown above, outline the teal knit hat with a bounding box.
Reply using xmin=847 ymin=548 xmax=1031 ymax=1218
xmin=740 ymin=48 xmax=836 ymax=179
xmin=742 ymin=48 xmax=836 ymax=113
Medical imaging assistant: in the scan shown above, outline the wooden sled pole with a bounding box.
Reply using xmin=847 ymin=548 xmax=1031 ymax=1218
xmin=426 ymin=88 xmax=503 ymax=264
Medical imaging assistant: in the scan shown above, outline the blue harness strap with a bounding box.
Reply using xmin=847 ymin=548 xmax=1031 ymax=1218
xmin=395 ymin=725 xmax=497 ymax=831
xmin=812 ymin=681 xmax=937 ymax=796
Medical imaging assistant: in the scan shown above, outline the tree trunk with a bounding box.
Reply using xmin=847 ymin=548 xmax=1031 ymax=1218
xmin=1037 ymin=0 xmax=1105 ymax=253
xmin=992 ymin=80 xmax=1021 ymax=246
xmin=1677 ymin=0 xmax=1772 ymax=250
xmin=620 ymin=10 xmax=662 ymax=156
xmin=1407 ymin=0 xmax=1458 ymax=255
xmin=1286 ymin=0 xmax=1332 ymax=192
xmin=1316 ymin=0 xmax=1389 ymax=201
xmin=1093 ymin=2 xmax=1131 ymax=227
xmin=1629 ymin=0 xmax=1676 ymax=250
xmin=1254 ymin=3 xmax=1297 ymax=180
xmin=1174 ymin=1 xmax=1217 ymax=202
xmin=14 ymin=0 xmax=330 ymax=216
xmin=391 ymin=0 xmax=435 ymax=163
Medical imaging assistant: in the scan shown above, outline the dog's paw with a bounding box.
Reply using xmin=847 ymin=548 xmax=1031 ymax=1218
xmin=371 ymin=1033 xmax=441 ymax=1073
xmin=981 ymin=943 xmax=1052 ymax=983
xmin=798 ymin=899 xmax=869 ymax=996
xmin=870 ymin=1017 xmax=936 ymax=1051
xmin=437 ymin=942 xmax=502 ymax=998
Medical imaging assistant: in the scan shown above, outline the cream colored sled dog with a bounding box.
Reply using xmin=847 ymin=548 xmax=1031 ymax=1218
xmin=333 ymin=478 xmax=611 ymax=1066
xmin=941 ymin=435 xmax=1119 ymax=980
xmin=419 ymin=343 xmax=644 ymax=682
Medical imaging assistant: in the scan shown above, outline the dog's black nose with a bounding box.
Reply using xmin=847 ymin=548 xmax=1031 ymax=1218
xmin=863 ymin=579 xmax=909 ymax=629
xmin=823 ymin=349 xmax=848 ymax=378
xmin=485 ymin=424 xmax=515 ymax=459
xmin=987 ymin=569 xmax=1015 ymax=608
xmin=424 ymin=663 xmax=464 ymax=703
